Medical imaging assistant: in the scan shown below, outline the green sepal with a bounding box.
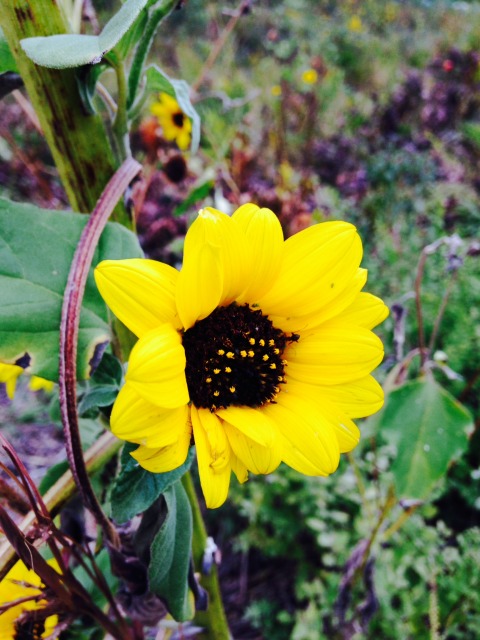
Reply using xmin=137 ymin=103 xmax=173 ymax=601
xmin=111 ymin=445 xmax=195 ymax=523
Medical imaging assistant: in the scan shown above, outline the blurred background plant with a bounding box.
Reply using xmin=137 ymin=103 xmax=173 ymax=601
xmin=1 ymin=0 xmax=479 ymax=638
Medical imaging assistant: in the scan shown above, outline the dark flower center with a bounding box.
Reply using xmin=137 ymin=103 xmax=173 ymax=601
xmin=172 ymin=112 xmax=184 ymax=128
xmin=183 ymin=303 xmax=296 ymax=411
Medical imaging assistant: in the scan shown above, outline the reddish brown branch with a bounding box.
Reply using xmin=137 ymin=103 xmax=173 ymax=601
xmin=58 ymin=158 xmax=142 ymax=548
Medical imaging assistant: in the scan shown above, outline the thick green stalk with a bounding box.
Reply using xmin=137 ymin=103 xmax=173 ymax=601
xmin=0 ymin=0 xmax=128 ymax=223
xmin=182 ymin=472 xmax=231 ymax=640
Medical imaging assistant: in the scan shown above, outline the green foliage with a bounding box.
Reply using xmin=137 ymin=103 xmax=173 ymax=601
xmin=147 ymin=481 xmax=194 ymax=621
xmin=0 ymin=198 xmax=142 ymax=381
xmin=373 ymin=377 xmax=473 ymax=498
xmin=111 ymin=444 xmax=194 ymax=523
xmin=20 ymin=0 xmax=151 ymax=68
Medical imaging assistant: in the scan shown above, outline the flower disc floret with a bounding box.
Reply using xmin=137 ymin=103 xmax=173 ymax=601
xmin=183 ymin=303 xmax=293 ymax=411
xmin=95 ymin=203 xmax=388 ymax=508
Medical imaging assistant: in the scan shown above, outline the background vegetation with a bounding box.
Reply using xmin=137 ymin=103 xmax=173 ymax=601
xmin=1 ymin=1 xmax=480 ymax=638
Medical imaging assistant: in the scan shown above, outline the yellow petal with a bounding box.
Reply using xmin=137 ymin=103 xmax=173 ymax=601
xmin=111 ymin=383 xmax=188 ymax=448
xmin=130 ymin=419 xmax=191 ymax=473
xmin=176 ymin=242 xmax=223 ymax=330
xmin=341 ymin=292 xmax=390 ymax=329
xmin=232 ymin=204 xmax=285 ymax=302
xmin=216 ymin=405 xmax=276 ymax=447
xmin=294 ymin=375 xmax=384 ymax=419
xmin=263 ymin=390 xmax=340 ymax=473
xmin=283 ymin=379 xmax=361 ymax=452
xmin=223 ymin=420 xmax=281 ymax=474
xmin=0 ymin=362 xmax=23 ymax=399
xmin=182 ymin=207 xmax=250 ymax=308
xmin=230 ymin=451 xmax=249 ymax=484
xmin=192 ymin=407 xmax=231 ymax=508
xmin=257 ymin=221 xmax=362 ymax=317
xmin=126 ymin=324 xmax=189 ymax=408
xmin=269 ymin=268 xmax=367 ymax=333
xmin=94 ymin=259 xmax=180 ymax=337
xmin=286 ymin=323 xmax=384 ymax=385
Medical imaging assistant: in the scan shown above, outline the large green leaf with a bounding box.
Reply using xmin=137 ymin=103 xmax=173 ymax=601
xmin=20 ymin=0 xmax=149 ymax=68
xmin=148 ymin=482 xmax=193 ymax=621
xmin=145 ymin=65 xmax=201 ymax=152
xmin=111 ymin=444 xmax=194 ymax=523
xmin=378 ymin=378 xmax=473 ymax=499
xmin=0 ymin=198 xmax=142 ymax=381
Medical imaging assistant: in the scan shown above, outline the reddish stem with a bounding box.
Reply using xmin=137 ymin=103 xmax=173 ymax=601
xmin=58 ymin=158 xmax=142 ymax=548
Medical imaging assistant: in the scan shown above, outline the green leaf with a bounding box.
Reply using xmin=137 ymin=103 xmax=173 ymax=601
xmin=148 ymin=481 xmax=194 ymax=621
xmin=78 ymin=386 xmax=118 ymax=416
xmin=126 ymin=0 xmax=177 ymax=109
xmin=0 ymin=198 xmax=143 ymax=381
xmin=0 ymin=27 xmax=17 ymax=73
xmin=91 ymin=352 xmax=124 ymax=386
xmin=378 ymin=378 xmax=473 ymax=499
xmin=20 ymin=0 xmax=150 ymax=68
xmin=111 ymin=445 xmax=194 ymax=523
xmin=145 ymin=65 xmax=201 ymax=152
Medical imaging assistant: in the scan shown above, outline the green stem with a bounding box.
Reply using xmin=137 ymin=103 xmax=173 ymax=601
xmin=127 ymin=0 xmax=177 ymax=111
xmin=182 ymin=472 xmax=231 ymax=640
xmin=0 ymin=0 xmax=129 ymax=224
xmin=111 ymin=53 xmax=131 ymax=162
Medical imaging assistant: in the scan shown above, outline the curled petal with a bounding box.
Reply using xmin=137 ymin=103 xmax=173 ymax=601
xmin=192 ymin=407 xmax=231 ymax=508
xmin=111 ymin=383 xmax=188 ymax=448
xmin=223 ymin=420 xmax=281 ymax=474
xmin=216 ymin=405 xmax=276 ymax=447
xmin=181 ymin=207 xmax=250 ymax=309
xmin=233 ymin=204 xmax=284 ymax=303
xmin=126 ymin=324 xmax=189 ymax=408
xmin=176 ymin=242 xmax=223 ymax=330
xmin=130 ymin=418 xmax=192 ymax=473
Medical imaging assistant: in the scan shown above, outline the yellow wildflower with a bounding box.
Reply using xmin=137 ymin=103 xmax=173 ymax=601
xmin=0 ymin=560 xmax=58 ymax=638
xmin=150 ymin=93 xmax=192 ymax=151
xmin=348 ymin=15 xmax=363 ymax=32
xmin=95 ymin=205 xmax=388 ymax=508
xmin=301 ymin=69 xmax=318 ymax=85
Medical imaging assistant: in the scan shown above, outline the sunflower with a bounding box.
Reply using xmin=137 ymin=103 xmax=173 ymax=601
xmin=0 ymin=560 xmax=58 ymax=638
xmin=94 ymin=204 xmax=388 ymax=508
xmin=150 ymin=93 xmax=192 ymax=151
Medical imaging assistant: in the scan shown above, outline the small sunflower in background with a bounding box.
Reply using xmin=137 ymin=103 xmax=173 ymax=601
xmin=95 ymin=204 xmax=388 ymax=508
xmin=0 ymin=560 xmax=59 ymax=638
xmin=150 ymin=92 xmax=192 ymax=151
